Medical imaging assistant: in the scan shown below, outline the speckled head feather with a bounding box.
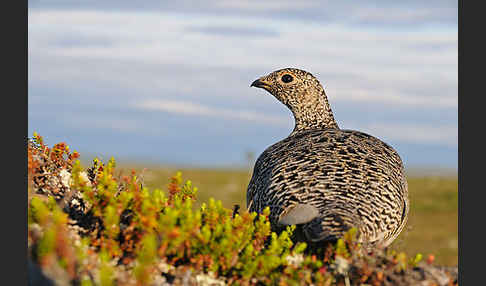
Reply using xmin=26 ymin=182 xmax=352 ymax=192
xmin=247 ymin=68 xmax=409 ymax=249
xmin=251 ymin=68 xmax=339 ymax=133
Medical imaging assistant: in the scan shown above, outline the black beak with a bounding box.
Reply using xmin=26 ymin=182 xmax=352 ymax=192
xmin=250 ymin=79 xmax=271 ymax=89
xmin=250 ymin=79 xmax=263 ymax=87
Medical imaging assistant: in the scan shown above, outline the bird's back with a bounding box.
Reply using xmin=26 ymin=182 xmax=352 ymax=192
xmin=247 ymin=128 xmax=409 ymax=247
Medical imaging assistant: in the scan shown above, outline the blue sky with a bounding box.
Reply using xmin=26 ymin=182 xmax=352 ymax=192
xmin=28 ymin=1 xmax=458 ymax=170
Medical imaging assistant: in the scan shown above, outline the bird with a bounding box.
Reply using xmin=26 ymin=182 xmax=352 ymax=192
xmin=246 ymin=68 xmax=409 ymax=249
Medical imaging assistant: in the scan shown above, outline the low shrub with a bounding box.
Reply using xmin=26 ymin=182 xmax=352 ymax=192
xmin=27 ymin=133 xmax=457 ymax=286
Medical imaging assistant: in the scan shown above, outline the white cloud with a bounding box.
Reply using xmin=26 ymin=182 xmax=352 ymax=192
xmin=350 ymin=6 xmax=456 ymax=24
xmin=328 ymin=87 xmax=457 ymax=108
xmin=135 ymin=99 xmax=457 ymax=147
xmin=136 ymin=99 xmax=289 ymax=126
xmin=28 ymin=1 xmax=457 ymax=26
xmin=213 ymin=0 xmax=318 ymax=11
xmin=28 ymin=9 xmax=458 ymax=122
xmin=65 ymin=113 xmax=163 ymax=135
xmin=346 ymin=122 xmax=457 ymax=147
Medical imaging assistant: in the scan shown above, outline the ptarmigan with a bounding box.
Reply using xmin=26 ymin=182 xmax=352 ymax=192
xmin=247 ymin=68 xmax=409 ymax=248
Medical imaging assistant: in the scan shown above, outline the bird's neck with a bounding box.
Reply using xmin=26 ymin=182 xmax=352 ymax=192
xmin=290 ymin=91 xmax=339 ymax=134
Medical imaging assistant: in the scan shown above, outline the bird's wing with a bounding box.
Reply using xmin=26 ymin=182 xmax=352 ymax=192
xmin=278 ymin=204 xmax=319 ymax=226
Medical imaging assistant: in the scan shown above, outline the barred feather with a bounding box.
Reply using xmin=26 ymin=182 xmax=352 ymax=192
xmin=247 ymin=68 xmax=409 ymax=248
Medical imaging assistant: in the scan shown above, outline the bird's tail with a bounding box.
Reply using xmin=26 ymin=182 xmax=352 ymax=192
xmin=302 ymin=204 xmax=362 ymax=243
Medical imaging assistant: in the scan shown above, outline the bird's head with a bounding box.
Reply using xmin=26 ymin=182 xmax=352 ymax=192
xmin=250 ymin=68 xmax=339 ymax=131
xmin=250 ymin=68 xmax=326 ymax=109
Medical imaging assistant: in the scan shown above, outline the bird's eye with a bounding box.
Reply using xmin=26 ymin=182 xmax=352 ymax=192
xmin=281 ymin=74 xmax=293 ymax=83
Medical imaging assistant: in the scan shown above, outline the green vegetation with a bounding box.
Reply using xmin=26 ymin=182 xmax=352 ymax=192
xmin=28 ymin=134 xmax=458 ymax=285
xmin=121 ymin=164 xmax=458 ymax=266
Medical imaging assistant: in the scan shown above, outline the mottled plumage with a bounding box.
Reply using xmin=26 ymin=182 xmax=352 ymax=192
xmin=247 ymin=68 xmax=409 ymax=248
